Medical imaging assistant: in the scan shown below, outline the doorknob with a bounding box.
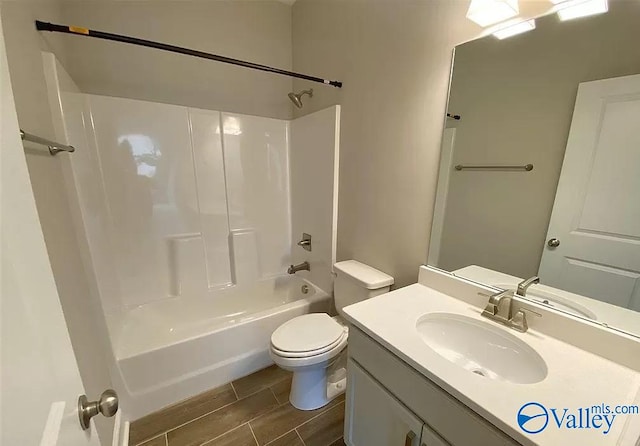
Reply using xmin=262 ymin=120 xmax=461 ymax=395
xmin=78 ymin=389 xmax=119 ymax=430
xmin=547 ymin=238 xmax=560 ymax=248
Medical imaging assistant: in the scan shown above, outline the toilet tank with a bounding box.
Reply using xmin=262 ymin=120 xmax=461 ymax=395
xmin=333 ymin=260 xmax=394 ymax=315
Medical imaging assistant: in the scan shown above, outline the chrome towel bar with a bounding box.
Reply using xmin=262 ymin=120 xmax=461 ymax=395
xmin=20 ymin=129 xmax=75 ymax=155
xmin=455 ymin=164 xmax=533 ymax=172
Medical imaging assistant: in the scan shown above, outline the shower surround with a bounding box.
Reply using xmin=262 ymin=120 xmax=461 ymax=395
xmin=44 ymin=54 xmax=340 ymax=419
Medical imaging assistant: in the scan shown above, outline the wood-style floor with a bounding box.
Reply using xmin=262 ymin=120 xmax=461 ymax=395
xmin=129 ymin=365 xmax=346 ymax=446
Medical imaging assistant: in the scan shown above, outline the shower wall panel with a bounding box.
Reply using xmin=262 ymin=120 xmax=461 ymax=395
xmin=88 ymin=96 xmax=204 ymax=306
xmin=59 ymin=93 xmax=125 ymax=322
xmin=65 ymin=94 xmax=291 ymax=309
xmin=290 ymin=106 xmax=340 ymax=294
xmin=221 ymin=113 xmax=291 ymax=279
xmin=189 ymin=109 xmax=233 ymax=289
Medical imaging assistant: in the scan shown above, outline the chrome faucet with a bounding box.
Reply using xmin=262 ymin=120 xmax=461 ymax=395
xmin=287 ymin=261 xmax=310 ymax=274
xmin=517 ymin=276 xmax=540 ymax=296
xmin=480 ymin=289 xmax=540 ymax=333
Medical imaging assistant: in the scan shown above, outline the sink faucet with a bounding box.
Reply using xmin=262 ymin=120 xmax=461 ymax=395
xmin=517 ymin=276 xmax=540 ymax=296
xmin=287 ymin=261 xmax=310 ymax=274
xmin=481 ymin=289 xmax=513 ymax=320
xmin=480 ymin=289 xmax=540 ymax=332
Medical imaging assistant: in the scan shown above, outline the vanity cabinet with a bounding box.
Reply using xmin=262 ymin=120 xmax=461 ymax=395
xmin=345 ymin=360 xmax=448 ymax=446
xmin=345 ymin=327 xmax=519 ymax=446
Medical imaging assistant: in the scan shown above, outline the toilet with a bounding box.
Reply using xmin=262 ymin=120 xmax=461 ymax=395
xmin=270 ymin=260 xmax=394 ymax=410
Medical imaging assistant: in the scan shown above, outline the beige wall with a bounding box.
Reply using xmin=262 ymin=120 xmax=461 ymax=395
xmin=2 ymin=0 xmax=574 ymax=429
xmin=1 ymin=0 xmax=115 ymax=443
xmin=290 ymin=0 xmax=481 ymax=288
xmin=438 ymin=1 xmax=640 ymax=278
xmin=60 ymin=0 xmax=294 ymax=119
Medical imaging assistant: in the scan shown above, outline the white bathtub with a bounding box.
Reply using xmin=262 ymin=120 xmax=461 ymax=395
xmin=114 ymin=276 xmax=331 ymax=419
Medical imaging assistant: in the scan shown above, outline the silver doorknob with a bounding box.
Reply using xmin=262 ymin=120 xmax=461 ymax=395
xmin=78 ymin=389 xmax=119 ymax=430
xmin=547 ymin=238 xmax=560 ymax=248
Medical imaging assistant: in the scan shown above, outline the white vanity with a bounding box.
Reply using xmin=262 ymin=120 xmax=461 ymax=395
xmin=341 ymin=267 xmax=640 ymax=446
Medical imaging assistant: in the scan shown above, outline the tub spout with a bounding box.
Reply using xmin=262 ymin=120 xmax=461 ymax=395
xmin=288 ymin=261 xmax=310 ymax=274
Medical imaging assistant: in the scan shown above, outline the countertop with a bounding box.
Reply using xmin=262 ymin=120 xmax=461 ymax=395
xmin=343 ymin=282 xmax=640 ymax=446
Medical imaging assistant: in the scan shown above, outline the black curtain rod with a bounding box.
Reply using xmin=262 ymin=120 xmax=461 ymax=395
xmin=35 ymin=20 xmax=343 ymax=88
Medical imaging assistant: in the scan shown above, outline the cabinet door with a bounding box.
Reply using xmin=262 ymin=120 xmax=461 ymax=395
xmin=345 ymin=359 xmax=424 ymax=446
xmin=421 ymin=424 xmax=449 ymax=446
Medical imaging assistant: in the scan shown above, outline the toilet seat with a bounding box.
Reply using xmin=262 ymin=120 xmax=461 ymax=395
xmin=271 ymin=313 xmax=346 ymax=356
xmin=270 ymin=333 xmax=347 ymax=368
xmin=270 ymin=313 xmax=348 ymax=367
xmin=271 ymin=330 xmax=347 ymax=358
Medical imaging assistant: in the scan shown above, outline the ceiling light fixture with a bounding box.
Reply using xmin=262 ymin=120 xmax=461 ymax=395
xmin=492 ymin=18 xmax=536 ymax=39
xmin=466 ymin=0 xmax=520 ymax=27
xmin=556 ymin=0 xmax=608 ymax=21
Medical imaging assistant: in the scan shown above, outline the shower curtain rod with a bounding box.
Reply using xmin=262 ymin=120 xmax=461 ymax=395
xmin=35 ymin=20 xmax=343 ymax=88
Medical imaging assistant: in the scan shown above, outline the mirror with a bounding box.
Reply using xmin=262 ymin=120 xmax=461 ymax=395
xmin=428 ymin=1 xmax=640 ymax=337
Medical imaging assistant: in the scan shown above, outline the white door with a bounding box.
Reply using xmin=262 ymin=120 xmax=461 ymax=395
xmin=345 ymin=360 xmax=424 ymax=446
xmin=539 ymin=74 xmax=640 ymax=311
xmin=0 ymin=19 xmax=101 ymax=446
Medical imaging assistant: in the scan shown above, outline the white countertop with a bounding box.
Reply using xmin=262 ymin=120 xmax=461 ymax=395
xmin=343 ymin=282 xmax=640 ymax=446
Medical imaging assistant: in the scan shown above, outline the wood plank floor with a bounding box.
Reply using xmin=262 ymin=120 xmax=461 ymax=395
xmin=129 ymin=365 xmax=346 ymax=446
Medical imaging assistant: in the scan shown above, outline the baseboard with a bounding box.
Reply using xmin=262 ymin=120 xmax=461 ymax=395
xmin=112 ymin=411 xmax=129 ymax=446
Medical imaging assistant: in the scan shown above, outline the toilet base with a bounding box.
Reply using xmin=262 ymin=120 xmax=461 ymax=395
xmin=289 ymin=354 xmax=347 ymax=411
xmin=290 ymin=367 xmax=330 ymax=410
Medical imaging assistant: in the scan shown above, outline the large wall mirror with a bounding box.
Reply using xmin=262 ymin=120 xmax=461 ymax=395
xmin=429 ymin=0 xmax=640 ymax=337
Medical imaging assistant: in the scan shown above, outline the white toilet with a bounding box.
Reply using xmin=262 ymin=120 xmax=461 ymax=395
xmin=270 ymin=260 xmax=394 ymax=410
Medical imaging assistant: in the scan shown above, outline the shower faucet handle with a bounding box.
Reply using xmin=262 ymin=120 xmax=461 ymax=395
xmin=297 ymin=233 xmax=312 ymax=252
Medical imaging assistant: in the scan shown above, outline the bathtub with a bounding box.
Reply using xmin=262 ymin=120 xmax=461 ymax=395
xmin=114 ymin=275 xmax=331 ymax=419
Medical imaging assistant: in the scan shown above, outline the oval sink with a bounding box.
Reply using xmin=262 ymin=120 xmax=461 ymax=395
xmin=416 ymin=313 xmax=547 ymax=384
xmin=493 ymin=283 xmax=597 ymax=320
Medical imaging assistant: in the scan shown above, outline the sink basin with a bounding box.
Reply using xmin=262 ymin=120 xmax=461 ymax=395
xmin=493 ymin=283 xmax=597 ymax=320
xmin=416 ymin=313 xmax=547 ymax=384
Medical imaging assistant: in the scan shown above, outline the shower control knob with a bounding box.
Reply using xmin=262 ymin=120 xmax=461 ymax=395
xmin=78 ymin=389 xmax=119 ymax=430
xmin=547 ymin=238 xmax=560 ymax=248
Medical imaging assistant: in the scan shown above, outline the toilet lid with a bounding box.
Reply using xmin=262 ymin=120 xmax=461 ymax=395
xmin=271 ymin=313 xmax=345 ymax=353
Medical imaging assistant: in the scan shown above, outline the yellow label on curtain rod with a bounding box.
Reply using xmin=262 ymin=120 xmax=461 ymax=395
xmin=69 ymin=26 xmax=89 ymax=35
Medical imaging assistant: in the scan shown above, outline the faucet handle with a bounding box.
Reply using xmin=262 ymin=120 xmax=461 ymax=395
xmin=479 ymin=290 xmax=504 ymax=315
xmin=479 ymin=289 xmax=513 ymax=319
xmin=297 ymin=233 xmax=312 ymax=252
xmin=478 ymin=289 xmax=513 ymax=301
xmin=509 ymin=307 xmax=541 ymax=333
xmin=481 ymin=303 xmax=498 ymax=317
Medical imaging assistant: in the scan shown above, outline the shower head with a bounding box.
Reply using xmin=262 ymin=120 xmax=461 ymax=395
xmin=288 ymin=89 xmax=313 ymax=108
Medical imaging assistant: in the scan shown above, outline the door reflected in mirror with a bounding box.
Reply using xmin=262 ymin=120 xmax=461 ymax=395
xmin=428 ymin=0 xmax=640 ymax=337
